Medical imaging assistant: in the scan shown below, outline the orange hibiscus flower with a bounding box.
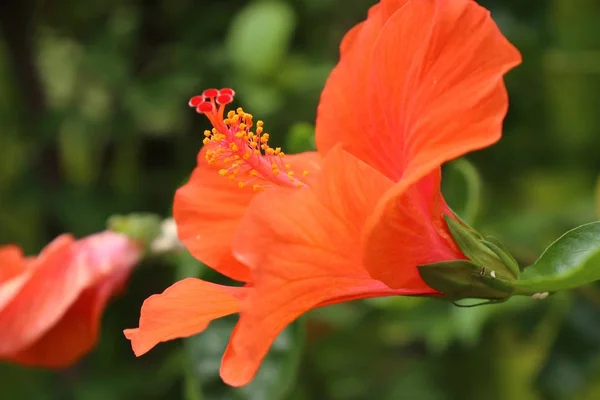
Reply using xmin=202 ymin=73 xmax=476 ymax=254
xmin=125 ymin=0 xmax=521 ymax=387
xmin=0 ymin=231 xmax=140 ymax=367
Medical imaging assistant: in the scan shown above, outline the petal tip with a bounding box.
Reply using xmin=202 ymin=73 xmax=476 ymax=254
xmin=123 ymin=328 xmax=152 ymax=357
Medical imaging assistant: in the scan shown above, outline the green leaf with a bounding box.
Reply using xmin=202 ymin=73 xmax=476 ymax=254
xmin=515 ymin=221 xmax=600 ymax=293
xmin=226 ymin=2 xmax=296 ymax=78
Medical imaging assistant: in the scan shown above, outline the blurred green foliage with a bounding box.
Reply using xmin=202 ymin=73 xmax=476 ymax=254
xmin=1 ymin=0 xmax=600 ymax=399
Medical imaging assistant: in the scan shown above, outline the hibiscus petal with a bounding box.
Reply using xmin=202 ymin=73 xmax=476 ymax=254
xmin=0 ymin=232 xmax=140 ymax=361
xmin=372 ymin=0 xmax=521 ymax=182
xmin=316 ymin=0 xmax=521 ymax=181
xmin=174 ymin=145 xmax=321 ymax=283
xmin=124 ymin=278 xmax=249 ymax=356
xmin=224 ymin=146 xmax=434 ymax=386
xmin=222 ymin=277 xmax=408 ymax=387
xmin=0 ymin=245 xmax=25 ymax=283
xmin=6 ymin=263 xmax=131 ymax=368
xmin=362 ymin=169 xmax=466 ymax=289
xmin=0 ymin=245 xmax=30 ymax=311
xmin=316 ymin=3 xmax=386 ymax=163
xmin=0 ymin=235 xmax=76 ymax=355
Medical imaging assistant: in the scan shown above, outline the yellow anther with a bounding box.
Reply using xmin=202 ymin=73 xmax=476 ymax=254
xmin=196 ymin=100 xmax=309 ymax=190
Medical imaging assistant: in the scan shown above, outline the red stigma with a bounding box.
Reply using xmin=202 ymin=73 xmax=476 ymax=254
xmin=217 ymin=94 xmax=233 ymax=105
xmin=196 ymin=102 xmax=215 ymax=114
xmin=188 ymin=95 xmax=204 ymax=107
xmin=219 ymin=88 xmax=235 ymax=96
xmin=202 ymin=88 xmax=219 ymax=98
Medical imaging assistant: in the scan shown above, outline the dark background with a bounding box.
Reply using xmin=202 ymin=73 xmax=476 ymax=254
xmin=1 ymin=0 xmax=600 ymax=399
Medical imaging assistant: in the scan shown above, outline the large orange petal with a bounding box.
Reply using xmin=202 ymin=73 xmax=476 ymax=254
xmin=124 ymin=278 xmax=249 ymax=356
xmin=371 ymin=0 xmax=520 ymax=183
xmin=316 ymin=0 xmax=521 ymax=181
xmin=174 ymin=145 xmax=321 ymax=283
xmin=315 ymin=3 xmax=387 ymax=166
xmin=222 ymin=146 xmax=435 ymax=386
xmin=363 ymin=169 xmax=465 ymax=289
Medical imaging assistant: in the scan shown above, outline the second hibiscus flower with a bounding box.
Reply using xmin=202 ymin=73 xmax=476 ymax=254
xmin=125 ymin=0 xmax=522 ymax=387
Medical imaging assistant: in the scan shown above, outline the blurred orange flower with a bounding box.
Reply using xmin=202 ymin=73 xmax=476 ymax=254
xmin=0 ymin=231 xmax=140 ymax=367
xmin=125 ymin=0 xmax=521 ymax=386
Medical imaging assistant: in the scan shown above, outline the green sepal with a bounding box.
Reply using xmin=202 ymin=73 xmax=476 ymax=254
xmin=443 ymin=215 xmax=516 ymax=280
xmin=512 ymin=221 xmax=600 ymax=295
xmin=485 ymin=236 xmax=522 ymax=272
xmin=481 ymin=239 xmax=520 ymax=279
xmin=418 ymin=260 xmax=514 ymax=301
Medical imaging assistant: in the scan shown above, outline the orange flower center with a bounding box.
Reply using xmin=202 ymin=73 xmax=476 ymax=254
xmin=189 ymin=88 xmax=309 ymax=191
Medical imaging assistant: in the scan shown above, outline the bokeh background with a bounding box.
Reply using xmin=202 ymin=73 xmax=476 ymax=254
xmin=1 ymin=0 xmax=600 ymax=399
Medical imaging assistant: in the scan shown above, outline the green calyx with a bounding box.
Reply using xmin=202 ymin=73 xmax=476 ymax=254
xmin=418 ymin=214 xmax=521 ymax=302
xmin=443 ymin=215 xmax=521 ymax=280
xmin=419 ymin=214 xmax=600 ymax=304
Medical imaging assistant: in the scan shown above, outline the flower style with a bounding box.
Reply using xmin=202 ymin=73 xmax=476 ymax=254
xmin=125 ymin=0 xmax=521 ymax=387
xmin=0 ymin=231 xmax=140 ymax=367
